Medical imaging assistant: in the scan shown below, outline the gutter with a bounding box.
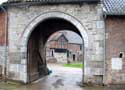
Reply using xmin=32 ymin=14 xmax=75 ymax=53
xmin=0 ymin=5 xmax=8 ymax=82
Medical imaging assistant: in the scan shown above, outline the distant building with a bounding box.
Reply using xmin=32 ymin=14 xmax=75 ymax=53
xmin=46 ymin=32 xmax=83 ymax=63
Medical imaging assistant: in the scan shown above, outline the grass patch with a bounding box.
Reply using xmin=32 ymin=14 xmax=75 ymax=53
xmin=0 ymin=81 xmax=23 ymax=90
xmin=63 ymin=63 xmax=83 ymax=68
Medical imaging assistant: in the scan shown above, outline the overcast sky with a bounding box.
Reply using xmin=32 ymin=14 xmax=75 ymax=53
xmin=0 ymin=0 xmax=7 ymax=4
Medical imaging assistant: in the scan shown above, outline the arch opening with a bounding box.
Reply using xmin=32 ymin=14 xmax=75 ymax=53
xmin=19 ymin=12 xmax=89 ymax=83
xmin=46 ymin=30 xmax=83 ymax=63
xmin=27 ymin=18 xmax=84 ymax=82
xmin=46 ymin=30 xmax=84 ymax=85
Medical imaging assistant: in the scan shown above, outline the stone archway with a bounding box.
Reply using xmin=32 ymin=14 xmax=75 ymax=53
xmin=19 ymin=11 xmax=89 ymax=83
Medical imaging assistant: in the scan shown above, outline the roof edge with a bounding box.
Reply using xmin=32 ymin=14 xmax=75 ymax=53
xmin=2 ymin=0 xmax=100 ymax=7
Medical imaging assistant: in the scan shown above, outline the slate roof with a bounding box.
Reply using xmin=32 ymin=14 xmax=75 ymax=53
xmin=49 ymin=33 xmax=68 ymax=42
xmin=66 ymin=31 xmax=82 ymax=44
xmin=3 ymin=0 xmax=100 ymax=6
xmin=48 ymin=31 xmax=82 ymax=44
xmin=2 ymin=0 xmax=125 ymax=15
xmin=103 ymin=0 xmax=125 ymax=15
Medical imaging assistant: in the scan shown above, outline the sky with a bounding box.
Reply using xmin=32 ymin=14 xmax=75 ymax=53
xmin=0 ymin=0 xmax=7 ymax=4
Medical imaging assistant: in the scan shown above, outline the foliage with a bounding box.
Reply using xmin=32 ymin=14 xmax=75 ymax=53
xmin=63 ymin=63 xmax=83 ymax=68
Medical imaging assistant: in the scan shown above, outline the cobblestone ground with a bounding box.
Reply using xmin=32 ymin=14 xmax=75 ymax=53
xmin=0 ymin=64 xmax=124 ymax=90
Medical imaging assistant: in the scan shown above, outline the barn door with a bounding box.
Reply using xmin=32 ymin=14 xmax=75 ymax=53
xmin=27 ymin=33 xmax=39 ymax=82
xmin=27 ymin=31 xmax=49 ymax=82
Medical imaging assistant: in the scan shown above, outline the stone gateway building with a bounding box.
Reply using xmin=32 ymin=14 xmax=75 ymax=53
xmin=0 ymin=0 xmax=124 ymax=85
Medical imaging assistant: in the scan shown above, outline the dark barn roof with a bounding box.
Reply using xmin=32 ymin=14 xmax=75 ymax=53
xmin=103 ymin=0 xmax=125 ymax=15
xmin=49 ymin=33 xmax=68 ymax=42
xmin=8 ymin=0 xmax=100 ymax=3
xmin=1 ymin=0 xmax=100 ymax=6
xmin=2 ymin=0 xmax=125 ymax=15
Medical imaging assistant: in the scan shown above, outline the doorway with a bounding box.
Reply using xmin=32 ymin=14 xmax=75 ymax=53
xmin=27 ymin=18 xmax=85 ymax=82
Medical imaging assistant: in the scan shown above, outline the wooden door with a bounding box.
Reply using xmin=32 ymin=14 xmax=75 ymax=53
xmin=27 ymin=34 xmax=39 ymax=82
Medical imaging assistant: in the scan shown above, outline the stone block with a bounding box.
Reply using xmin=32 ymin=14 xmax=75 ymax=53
xmin=9 ymin=64 xmax=19 ymax=72
xmin=91 ymin=68 xmax=103 ymax=75
xmin=19 ymin=65 xmax=26 ymax=73
xmin=20 ymin=72 xmax=27 ymax=83
xmin=9 ymin=52 xmax=21 ymax=64
xmin=21 ymin=59 xmax=26 ymax=65
xmin=96 ymin=21 xmax=104 ymax=29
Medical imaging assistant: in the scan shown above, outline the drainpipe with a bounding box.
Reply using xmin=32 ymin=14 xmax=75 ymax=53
xmin=101 ymin=0 xmax=107 ymax=85
xmin=103 ymin=11 xmax=107 ymax=85
xmin=0 ymin=5 xmax=8 ymax=82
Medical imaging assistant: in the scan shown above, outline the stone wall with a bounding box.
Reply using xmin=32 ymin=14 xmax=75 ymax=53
xmin=106 ymin=16 xmax=125 ymax=84
xmin=7 ymin=3 xmax=105 ymax=84
xmin=0 ymin=46 xmax=5 ymax=77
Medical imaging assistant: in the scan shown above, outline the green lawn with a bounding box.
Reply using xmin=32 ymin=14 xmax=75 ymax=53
xmin=63 ymin=63 xmax=83 ymax=68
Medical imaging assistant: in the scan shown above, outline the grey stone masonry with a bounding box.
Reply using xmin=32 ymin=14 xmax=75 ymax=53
xmin=0 ymin=46 xmax=6 ymax=76
xmin=7 ymin=3 xmax=105 ymax=84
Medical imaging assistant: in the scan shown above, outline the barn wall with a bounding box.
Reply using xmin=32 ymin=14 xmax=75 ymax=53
xmin=106 ymin=16 xmax=125 ymax=84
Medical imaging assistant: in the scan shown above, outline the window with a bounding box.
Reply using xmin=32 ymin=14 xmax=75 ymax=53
xmin=80 ymin=45 xmax=82 ymax=50
xmin=58 ymin=36 xmax=67 ymax=48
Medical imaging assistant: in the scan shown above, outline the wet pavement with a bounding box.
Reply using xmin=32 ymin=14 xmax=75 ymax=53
xmin=0 ymin=64 xmax=124 ymax=90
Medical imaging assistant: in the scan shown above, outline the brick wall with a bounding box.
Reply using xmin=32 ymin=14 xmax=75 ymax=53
xmin=47 ymin=41 xmax=68 ymax=49
xmin=47 ymin=41 xmax=81 ymax=51
xmin=68 ymin=43 xmax=82 ymax=52
xmin=106 ymin=16 xmax=125 ymax=84
xmin=0 ymin=11 xmax=5 ymax=46
xmin=0 ymin=11 xmax=6 ymax=79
